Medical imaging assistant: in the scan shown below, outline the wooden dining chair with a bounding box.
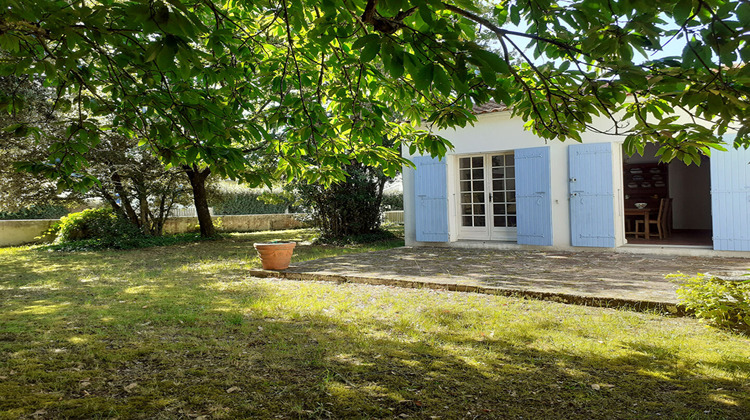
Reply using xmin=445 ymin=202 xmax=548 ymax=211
xmin=625 ymin=217 xmax=635 ymax=236
xmin=635 ymin=198 xmax=671 ymax=239
xmin=625 ymin=214 xmax=640 ymax=237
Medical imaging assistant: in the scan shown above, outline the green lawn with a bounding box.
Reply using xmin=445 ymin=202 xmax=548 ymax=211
xmin=1 ymin=229 xmax=749 ymax=419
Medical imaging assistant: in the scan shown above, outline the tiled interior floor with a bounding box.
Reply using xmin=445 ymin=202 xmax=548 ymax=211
xmin=625 ymin=229 xmax=712 ymax=246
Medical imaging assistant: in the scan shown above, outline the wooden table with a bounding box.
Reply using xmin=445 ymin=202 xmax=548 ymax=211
xmin=624 ymin=208 xmax=653 ymax=239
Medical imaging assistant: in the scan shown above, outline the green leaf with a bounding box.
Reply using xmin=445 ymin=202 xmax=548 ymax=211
xmin=510 ymin=5 xmax=521 ymax=25
xmin=479 ymin=65 xmax=496 ymax=85
xmin=13 ymin=124 xmax=28 ymax=137
xmin=418 ymin=2 xmax=434 ymax=24
xmin=144 ymin=43 xmax=161 ymax=63
xmin=360 ymin=40 xmax=380 ymax=63
xmin=492 ymin=87 xmax=512 ymax=106
xmin=157 ymin=45 xmax=176 ymax=69
xmin=737 ymin=2 xmax=750 ymax=26
xmin=472 ymin=49 xmax=509 ymax=74
xmin=0 ymin=34 xmax=20 ymax=53
xmin=185 ymin=147 xmax=199 ymax=164
xmin=352 ymin=34 xmax=380 ymax=50
xmin=673 ymin=0 xmax=694 ymax=23
xmin=414 ymin=63 xmax=434 ymax=91
xmin=388 ymin=51 xmax=404 ymax=78
xmin=432 ymin=65 xmax=452 ymax=96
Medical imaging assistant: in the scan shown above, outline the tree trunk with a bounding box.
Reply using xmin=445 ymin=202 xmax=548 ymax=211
xmin=99 ymin=187 xmax=124 ymax=216
xmin=153 ymin=191 xmax=169 ymax=237
xmin=184 ymin=165 xmax=215 ymax=237
xmin=134 ymin=176 xmax=151 ymax=235
xmin=110 ymin=169 xmax=140 ymax=226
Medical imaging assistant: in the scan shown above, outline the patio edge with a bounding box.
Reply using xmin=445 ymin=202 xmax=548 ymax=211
xmin=248 ymin=269 xmax=687 ymax=316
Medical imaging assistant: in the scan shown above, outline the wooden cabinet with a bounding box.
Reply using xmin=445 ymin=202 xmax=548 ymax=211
xmin=623 ymin=163 xmax=668 ymax=209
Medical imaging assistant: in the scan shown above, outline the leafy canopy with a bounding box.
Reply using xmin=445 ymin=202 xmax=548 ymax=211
xmin=1 ymin=0 xmax=748 ymax=188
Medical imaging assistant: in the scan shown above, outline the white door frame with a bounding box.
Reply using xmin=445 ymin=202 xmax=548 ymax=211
xmin=455 ymin=152 xmax=517 ymax=241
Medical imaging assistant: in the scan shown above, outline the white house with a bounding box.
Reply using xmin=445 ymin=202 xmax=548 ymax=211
xmin=402 ymin=102 xmax=750 ymax=255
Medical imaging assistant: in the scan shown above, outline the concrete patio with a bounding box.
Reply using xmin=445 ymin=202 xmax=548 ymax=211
xmin=249 ymin=247 xmax=750 ymax=313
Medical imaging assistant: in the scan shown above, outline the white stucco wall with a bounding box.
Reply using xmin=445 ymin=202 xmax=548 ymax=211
xmin=404 ymin=110 xmax=625 ymax=249
xmin=0 ymin=219 xmax=57 ymax=247
xmin=0 ymin=214 xmax=309 ymax=248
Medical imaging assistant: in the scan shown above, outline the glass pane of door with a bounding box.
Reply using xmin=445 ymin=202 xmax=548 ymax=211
xmin=458 ymin=156 xmax=486 ymax=227
xmin=491 ymin=153 xmax=517 ymax=228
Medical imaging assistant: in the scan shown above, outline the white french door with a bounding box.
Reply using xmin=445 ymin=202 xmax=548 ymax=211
xmin=457 ymin=152 xmax=517 ymax=241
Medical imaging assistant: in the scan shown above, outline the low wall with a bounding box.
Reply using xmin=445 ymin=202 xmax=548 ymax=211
xmin=0 ymin=214 xmax=309 ymax=247
xmin=0 ymin=219 xmax=58 ymax=247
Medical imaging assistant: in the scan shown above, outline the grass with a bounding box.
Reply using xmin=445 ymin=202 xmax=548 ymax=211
xmin=1 ymin=228 xmax=749 ymax=419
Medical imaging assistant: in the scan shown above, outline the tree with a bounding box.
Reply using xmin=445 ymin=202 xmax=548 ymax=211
xmin=0 ymin=75 xmax=76 ymax=211
xmin=2 ymin=1 xmax=270 ymax=237
xmin=2 ymin=0 xmax=748 ymax=236
xmin=295 ymin=162 xmax=390 ymax=238
xmin=88 ymin=133 xmax=192 ymax=236
xmin=0 ymin=75 xmax=192 ymax=234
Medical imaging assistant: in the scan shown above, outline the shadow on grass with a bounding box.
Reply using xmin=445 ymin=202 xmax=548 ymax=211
xmin=2 ymin=280 xmax=749 ymax=419
xmin=1 ymin=231 xmax=748 ymax=419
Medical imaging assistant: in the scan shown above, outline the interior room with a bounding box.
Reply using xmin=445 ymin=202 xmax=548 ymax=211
xmin=622 ymin=144 xmax=712 ymax=246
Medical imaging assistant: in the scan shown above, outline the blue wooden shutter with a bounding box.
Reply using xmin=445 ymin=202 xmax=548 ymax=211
xmin=568 ymin=143 xmax=615 ymax=247
xmin=515 ymin=146 xmax=553 ymax=245
xmin=710 ymin=142 xmax=750 ymax=251
xmin=414 ymin=156 xmax=449 ymax=242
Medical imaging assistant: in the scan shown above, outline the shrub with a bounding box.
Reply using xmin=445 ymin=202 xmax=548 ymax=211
xmin=671 ymin=273 xmax=750 ymax=333
xmin=51 ymin=208 xmax=144 ymax=249
xmin=0 ymin=204 xmax=69 ymax=220
xmin=45 ymin=232 xmax=211 ymax=252
xmin=381 ymin=193 xmax=403 ymax=211
xmin=212 ymin=190 xmax=297 ymax=215
xmin=295 ymin=163 xmax=390 ymax=238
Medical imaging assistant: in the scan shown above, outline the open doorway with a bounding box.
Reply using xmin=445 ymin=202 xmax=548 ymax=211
xmin=622 ymin=144 xmax=712 ymax=246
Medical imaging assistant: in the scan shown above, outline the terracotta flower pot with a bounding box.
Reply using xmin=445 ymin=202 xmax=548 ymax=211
xmin=254 ymin=242 xmax=296 ymax=270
